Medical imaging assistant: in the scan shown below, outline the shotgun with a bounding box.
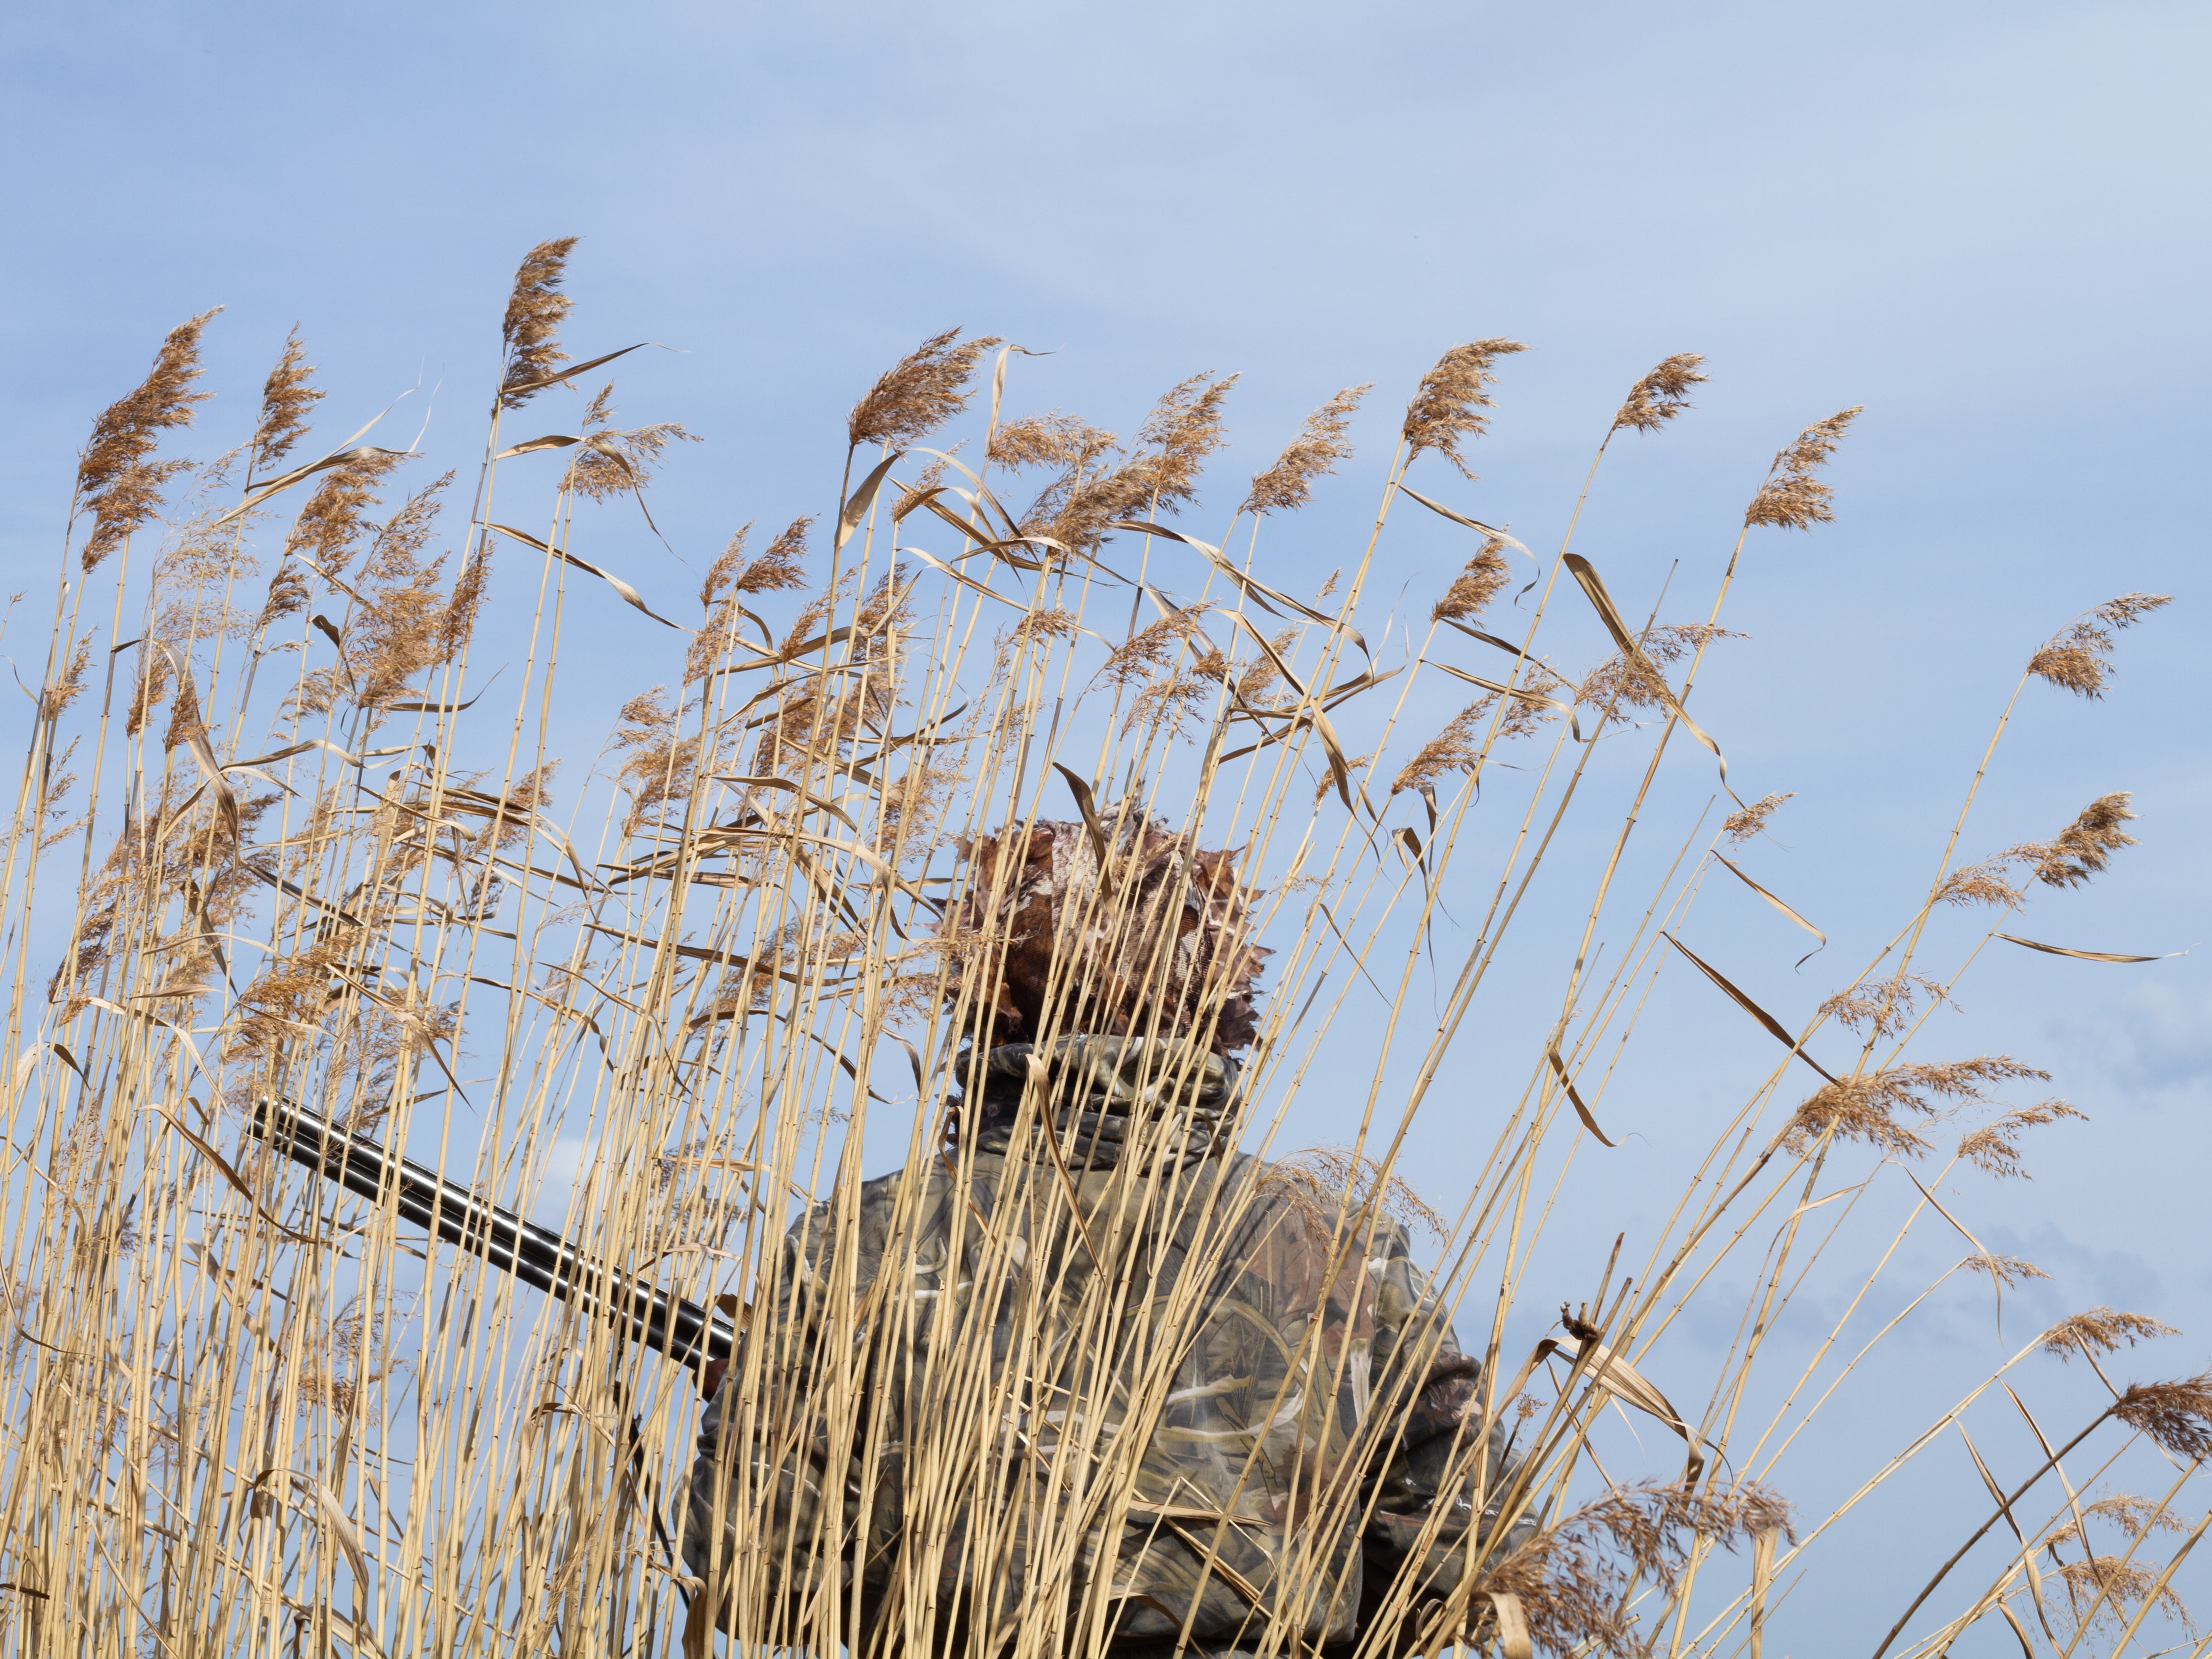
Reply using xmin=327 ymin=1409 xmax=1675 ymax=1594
xmin=250 ymin=1097 xmax=734 ymax=1371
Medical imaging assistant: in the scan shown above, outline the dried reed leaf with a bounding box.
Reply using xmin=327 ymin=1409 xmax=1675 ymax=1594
xmin=1546 ymin=1048 xmax=1615 ymax=1146
xmin=502 ymin=342 xmax=648 ymax=402
xmin=1993 ymin=933 xmax=2177 ymax=964
xmin=1713 ymin=853 xmax=1826 ymax=964
xmin=145 ymin=1105 xmax=316 ymax=1243
xmin=1562 ymin=1318 xmax=1705 ymax=1481
xmin=1107 ymin=519 xmax=1368 ymax=654
xmin=493 ymin=434 xmax=583 ymax=460
xmin=1442 ymin=620 xmax=1540 ymax=662
xmin=376 ymin=678 xmax=498 ymax=714
xmin=1661 ymin=933 xmax=1836 ymax=1081
xmin=899 ymin=544 xmax=1037 ymax=616
xmin=1052 ymin=763 xmax=1113 ymax=873
xmin=836 ymin=449 xmax=906 ymax=551
xmin=214 ymin=443 xmax=413 ymax=530
xmin=488 ymin=524 xmax=683 ymax=628
xmin=1395 ymin=485 xmax=1536 ymax=563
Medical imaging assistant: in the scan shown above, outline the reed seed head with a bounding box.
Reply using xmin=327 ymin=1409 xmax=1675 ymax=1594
xmin=40 ymin=635 xmax=92 ymax=724
xmin=2112 ymin=1374 xmax=2212 ymax=1461
xmin=2040 ymin=1307 xmax=2179 ymax=1363
xmin=251 ymin=327 xmax=323 ymax=475
xmin=1401 ymin=338 xmax=1526 ymax=479
xmin=2029 ymin=595 xmax=2171 ymax=698
xmin=499 ymin=237 xmax=580 ymax=411
xmin=2025 ymin=792 xmax=2137 ymax=889
xmin=847 ymin=328 xmax=1003 ymax=452
xmin=1744 ymin=406 xmax=1861 ymax=532
xmin=1957 ymin=1098 xmax=2085 ymax=1179
xmin=1788 ymin=1055 xmax=2047 ymax=1157
xmin=77 ymin=309 xmax=220 ymax=571
xmin=1612 ymin=352 xmax=1708 ymax=435
xmin=1722 ymin=791 xmax=1793 ymax=844
xmin=1961 ymin=1252 xmax=2049 ymax=1288
xmin=286 ymin=448 xmax=408 ymax=581
xmin=1484 ymin=1479 xmax=1793 ymax=1659
xmin=1577 ymin=623 xmax=1743 ymax=724
xmin=1430 ymin=537 xmax=1511 ymax=624
xmin=558 ymin=387 xmax=698 ymax=502
xmin=1243 ymin=384 xmax=1369 ymax=515
xmin=1391 ymin=702 xmax=1485 ymax=797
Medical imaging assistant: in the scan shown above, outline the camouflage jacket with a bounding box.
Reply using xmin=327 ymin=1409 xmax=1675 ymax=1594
xmin=681 ymin=1037 xmax=1530 ymax=1657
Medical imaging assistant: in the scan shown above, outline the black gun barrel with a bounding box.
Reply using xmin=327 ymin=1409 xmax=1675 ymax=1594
xmin=250 ymin=1098 xmax=732 ymax=1370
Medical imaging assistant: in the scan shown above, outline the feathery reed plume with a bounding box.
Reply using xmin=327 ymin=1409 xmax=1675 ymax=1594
xmin=612 ymin=688 xmax=700 ymax=836
xmin=2111 ymin=1374 xmax=2212 ymax=1460
xmin=1242 ymin=384 xmax=1369 ymax=514
xmin=1001 ymin=370 xmax=1235 ymax=554
xmin=294 ymin=472 xmax=456 ymax=713
xmin=1401 ymin=338 xmax=1525 ymax=478
xmin=1391 ymin=702 xmax=1484 ymax=797
xmin=1130 ymin=370 xmax=1236 ymax=511
xmin=2053 ymin=1554 xmax=2195 ymax=1639
xmin=988 ymin=409 xmax=1116 ymax=472
xmin=498 ymin=236 xmax=580 ymax=410
xmin=1787 ymin=1056 xmax=2047 ymax=1156
xmin=1961 ymin=1252 xmax=2049 ymax=1288
xmin=255 ymin=564 xmax=309 ymax=634
xmin=1744 ymin=406 xmax=1861 ymax=531
xmin=846 ymin=327 xmax=1002 ymax=451
xmin=250 ymin=327 xmax=322 ymax=475
xmin=1721 ymin=790 xmax=1793 ymax=843
xmin=286 ymin=447 xmax=408 ymax=581
xmin=438 ymin=543 xmax=490 ymax=660
xmin=558 ymin=384 xmax=697 ymax=501
xmin=1957 ymin=1099 xmax=2085 ymax=1179
xmin=2028 ymin=593 xmax=2172 ymax=698
xmin=75 ymin=309 xmax=219 ymax=570
xmin=38 ymin=635 xmax=91 ymax=723
xmin=1818 ymin=973 xmax=1949 ymax=1039
xmin=688 ymin=521 xmax=799 ymax=681
xmin=2024 ymin=792 xmax=2137 ymax=889
xmin=1483 ymin=1480 xmax=1794 ymax=1659
xmin=1430 ymin=536 xmax=1511 ymax=623
xmin=1934 ymin=853 xmax=2022 ymax=907
xmin=161 ymin=670 xmax=205 ymax=753
xmin=2048 ymin=1495 xmax=2187 ymax=1554
xmin=1094 ymin=605 xmax=1203 ymax=692
xmin=1612 ymin=351 xmax=1708 ymax=435
xmin=2040 ymin=1308 xmax=2178 ymax=1362
xmin=1576 ymin=622 xmax=1742 ymax=724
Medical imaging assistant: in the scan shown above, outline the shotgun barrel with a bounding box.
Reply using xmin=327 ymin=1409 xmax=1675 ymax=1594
xmin=250 ymin=1098 xmax=733 ymax=1370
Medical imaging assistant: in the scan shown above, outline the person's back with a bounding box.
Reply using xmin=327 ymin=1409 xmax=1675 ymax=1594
xmin=680 ymin=815 xmax=1529 ymax=1659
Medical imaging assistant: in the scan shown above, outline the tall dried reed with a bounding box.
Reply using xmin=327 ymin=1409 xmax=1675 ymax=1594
xmin=0 ymin=250 xmax=2194 ymax=1659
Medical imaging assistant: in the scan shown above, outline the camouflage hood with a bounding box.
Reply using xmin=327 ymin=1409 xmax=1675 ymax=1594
xmin=960 ymin=1033 xmax=1241 ymax=1171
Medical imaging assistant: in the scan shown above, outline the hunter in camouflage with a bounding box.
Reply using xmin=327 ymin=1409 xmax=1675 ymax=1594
xmin=679 ymin=811 xmax=1532 ymax=1657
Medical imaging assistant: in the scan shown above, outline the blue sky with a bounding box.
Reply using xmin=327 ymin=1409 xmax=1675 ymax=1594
xmin=4 ymin=1 xmax=2208 ymax=1650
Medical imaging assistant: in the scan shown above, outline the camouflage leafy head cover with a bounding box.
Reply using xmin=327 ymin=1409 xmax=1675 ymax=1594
xmin=943 ymin=804 xmax=1267 ymax=1054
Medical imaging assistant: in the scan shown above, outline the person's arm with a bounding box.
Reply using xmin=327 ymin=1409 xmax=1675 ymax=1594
xmin=1360 ymin=1224 xmax=1536 ymax=1597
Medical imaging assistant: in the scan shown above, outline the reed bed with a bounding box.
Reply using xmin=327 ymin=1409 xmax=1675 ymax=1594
xmin=0 ymin=242 xmax=2197 ymax=1658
